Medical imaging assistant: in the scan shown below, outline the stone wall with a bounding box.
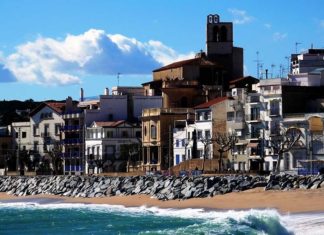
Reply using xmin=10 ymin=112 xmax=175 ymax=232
xmin=0 ymin=174 xmax=323 ymax=201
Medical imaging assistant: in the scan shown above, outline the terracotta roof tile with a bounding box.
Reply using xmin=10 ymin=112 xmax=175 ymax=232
xmin=94 ymin=120 xmax=126 ymax=127
xmin=194 ymin=96 xmax=233 ymax=109
xmin=153 ymin=57 xmax=222 ymax=72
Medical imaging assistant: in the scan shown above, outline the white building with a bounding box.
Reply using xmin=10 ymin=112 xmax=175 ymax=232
xmin=85 ymin=120 xmax=141 ymax=174
xmin=173 ymin=120 xmax=195 ymax=165
xmin=29 ymin=102 xmax=64 ymax=158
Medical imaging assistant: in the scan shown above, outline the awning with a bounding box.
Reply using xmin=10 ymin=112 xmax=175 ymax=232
xmin=247 ymin=142 xmax=259 ymax=148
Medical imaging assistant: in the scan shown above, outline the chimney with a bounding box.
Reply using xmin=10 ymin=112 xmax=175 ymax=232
xmin=104 ymin=87 xmax=109 ymax=95
xmin=80 ymin=88 xmax=84 ymax=101
xmin=265 ymin=69 xmax=268 ymax=79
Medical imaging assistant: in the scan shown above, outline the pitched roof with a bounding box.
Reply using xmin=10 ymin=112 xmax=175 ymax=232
xmin=45 ymin=102 xmax=65 ymax=114
xmin=94 ymin=120 xmax=126 ymax=127
xmin=194 ymin=96 xmax=232 ymax=109
xmin=153 ymin=57 xmax=222 ymax=72
xmin=29 ymin=102 xmax=65 ymax=116
xmin=229 ymin=76 xmax=259 ymax=85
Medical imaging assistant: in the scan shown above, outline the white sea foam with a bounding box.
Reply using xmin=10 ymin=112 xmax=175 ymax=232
xmin=282 ymin=213 xmax=324 ymax=235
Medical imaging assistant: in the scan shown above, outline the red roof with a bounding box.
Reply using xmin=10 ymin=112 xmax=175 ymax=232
xmin=153 ymin=57 xmax=222 ymax=72
xmin=229 ymin=76 xmax=259 ymax=84
xmin=45 ymin=102 xmax=65 ymax=114
xmin=30 ymin=102 xmax=65 ymax=116
xmin=94 ymin=120 xmax=126 ymax=127
xmin=194 ymin=97 xmax=232 ymax=109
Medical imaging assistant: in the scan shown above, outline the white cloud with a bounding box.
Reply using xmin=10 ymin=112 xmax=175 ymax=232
xmin=228 ymin=8 xmax=253 ymax=25
xmin=3 ymin=29 xmax=194 ymax=86
xmin=264 ymin=23 xmax=272 ymax=29
xmin=273 ymin=32 xmax=287 ymax=41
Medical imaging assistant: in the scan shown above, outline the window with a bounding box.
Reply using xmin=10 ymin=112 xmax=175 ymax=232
xmin=122 ymin=131 xmax=128 ymax=138
xmin=176 ymin=139 xmax=179 ymax=147
xmin=204 ymin=111 xmax=211 ymax=120
xmin=144 ymin=126 xmax=147 ymax=136
xmin=250 ymin=107 xmax=260 ymax=120
xmin=15 ymin=132 xmax=18 ymax=138
xmin=33 ymin=125 xmax=39 ymax=136
xmin=187 ymin=132 xmax=191 ymax=140
xmin=197 ymin=130 xmax=203 ymax=139
xmin=106 ymin=131 xmax=114 ymax=138
xmin=22 ymin=132 xmax=27 ymax=138
xmin=205 ymin=130 xmax=211 ymax=139
xmin=135 ymin=131 xmax=141 ymax=138
xmin=55 ymin=124 xmax=61 ymax=135
xmin=198 ymin=112 xmax=204 ymax=121
xmin=227 ymin=112 xmax=234 ymax=121
xmin=151 ymin=125 xmax=157 ymax=139
xmin=44 ymin=124 xmax=49 ymax=137
xmin=181 ymin=139 xmax=186 ymax=147
xmin=33 ymin=141 xmax=38 ymax=151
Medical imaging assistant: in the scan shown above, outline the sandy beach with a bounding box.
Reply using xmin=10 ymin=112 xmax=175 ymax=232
xmin=1 ymin=187 xmax=324 ymax=214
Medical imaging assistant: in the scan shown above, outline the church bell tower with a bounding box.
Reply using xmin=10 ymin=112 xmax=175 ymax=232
xmin=206 ymin=14 xmax=234 ymax=58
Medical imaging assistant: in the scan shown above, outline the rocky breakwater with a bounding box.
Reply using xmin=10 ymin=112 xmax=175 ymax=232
xmin=0 ymin=174 xmax=323 ymax=201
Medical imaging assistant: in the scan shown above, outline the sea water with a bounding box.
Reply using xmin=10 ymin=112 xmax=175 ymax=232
xmin=0 ymin=201 xmax=324 ymax=235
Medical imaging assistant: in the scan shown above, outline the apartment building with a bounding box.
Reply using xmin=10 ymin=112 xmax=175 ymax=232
xmin=85 ymin=120 xmax=141 ymax=174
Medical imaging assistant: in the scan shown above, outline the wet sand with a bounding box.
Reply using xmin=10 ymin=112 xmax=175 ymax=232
xmin=1 ymin=188 xmax=324 ymax=214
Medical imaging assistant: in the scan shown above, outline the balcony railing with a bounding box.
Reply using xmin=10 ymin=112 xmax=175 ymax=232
xmin=62 ymin=152 xmax=82 ymax=158
xmin=245 ymin=114 xmax=261 ymax=122
xmin=61 ymin=138 xmax=83 ymax=145
xmin=247 ymin=132 xmax=260 ymax=139
xmin=61 ymin=125 xmax=82 ymax=132
xmin=65 ymin=165 xmax=83 ymax=172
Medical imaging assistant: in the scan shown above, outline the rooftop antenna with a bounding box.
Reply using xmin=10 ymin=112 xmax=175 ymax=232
xmin=271 ymin=64 xmax=275 ymax=78
xmin=285 ymin=56 xmax=290 ymax=76
xmin=117 ymin=72 xmax=121 ymax=87
xmin=253 ymin=51 xmax=262 ymax=79
xmin=295 ymin=42 xmax=302 ymax=53
xmin=259 ymin=63 xmax=264 ymax=79
xmin=279 ymin=64 xmax=283 ymax=78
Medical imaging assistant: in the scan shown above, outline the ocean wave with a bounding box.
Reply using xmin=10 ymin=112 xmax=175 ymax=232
xmin=1 ymin=202 xmax=323 ymax=234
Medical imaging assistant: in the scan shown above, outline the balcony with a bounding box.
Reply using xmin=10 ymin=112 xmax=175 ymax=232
xmin=245 ymin=114 xmax=261 ymax=122
xmin=64 ymin=165 xmax=83 ymax=172
xmin=61 ymin=125 xmax=82 ymax=132
xmin=61 ymin=138 xmax=83 ymax=145
xmin=62 ymin=152 xmax=81 ymax=158
xmin=246 ymin=132 xmax=260 ymax=139
xmin=62 ymin=111 xmax=84 ymax=119
xmin=268 ymin=109 xmax=280 ymax=117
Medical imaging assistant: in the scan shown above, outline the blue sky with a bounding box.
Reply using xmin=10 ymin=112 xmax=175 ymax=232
xmin=1 ymin=0 xmax=324 ymax=101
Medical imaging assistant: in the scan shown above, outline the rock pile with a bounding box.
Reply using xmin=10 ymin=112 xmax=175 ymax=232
xmin=0 ymin=174 xmax=323 ymax=200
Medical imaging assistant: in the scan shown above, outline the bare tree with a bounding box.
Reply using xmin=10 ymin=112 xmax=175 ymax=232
xmin=48 ymin=141 xmax=63 ymax=175
xmin=200 ymin=137 xmax=213 ymax=173
xmin=213 ymin=132 xmax=238 ymax=172
xmin=270 ymin=127 xmax=302 ymax=173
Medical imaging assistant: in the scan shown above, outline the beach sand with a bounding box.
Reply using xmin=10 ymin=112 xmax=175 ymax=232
xmin=1 ymin=188 xmax=324 ymax=214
